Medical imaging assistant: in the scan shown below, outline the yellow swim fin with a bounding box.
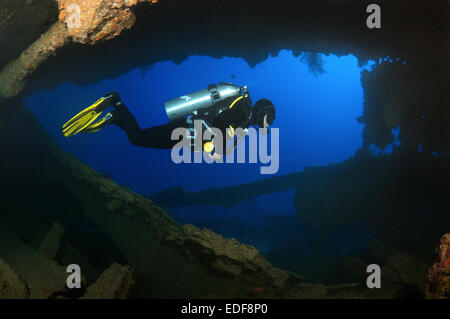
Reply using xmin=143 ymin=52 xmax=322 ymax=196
xmin=62 ymin=92 xmax=118 ymax=138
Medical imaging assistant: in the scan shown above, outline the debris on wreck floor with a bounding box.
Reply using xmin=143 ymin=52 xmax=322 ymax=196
xmin=345 ymin=241 xmax=429 ymax=298
xmin=0 ymin=257 xmax=30 ymax=299
xmin=0 ymin=219 xmax=136 ymax=299
xmin=426 ymin=233 xmax=450 ymax=299
xmin=38 ymin=222 xmax=65 ymax=260
xmin=0 ymin=216 xmax=445 ymax=299
xmin=0 ymin=221 xmax=68 ymax=299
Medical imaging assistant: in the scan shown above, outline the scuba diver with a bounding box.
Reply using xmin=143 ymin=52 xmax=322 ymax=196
xmin=62 ymin=83 xmax=276 ymax=159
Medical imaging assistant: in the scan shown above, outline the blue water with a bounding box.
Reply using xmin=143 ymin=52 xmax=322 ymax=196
xmin=25 ymin=50 xmax=367 ymax=197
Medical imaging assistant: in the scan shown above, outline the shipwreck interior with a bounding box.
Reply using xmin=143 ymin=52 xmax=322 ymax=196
xmin=0 ymin=0 xmax=448 ymax=298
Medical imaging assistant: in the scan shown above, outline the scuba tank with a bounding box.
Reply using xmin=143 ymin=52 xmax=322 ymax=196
xmin=164 ymin=82 xmax=249 ymax=120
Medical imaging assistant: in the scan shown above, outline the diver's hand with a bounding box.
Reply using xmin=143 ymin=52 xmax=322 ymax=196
xmin=208 ymin=153 xmax=223 ymax=161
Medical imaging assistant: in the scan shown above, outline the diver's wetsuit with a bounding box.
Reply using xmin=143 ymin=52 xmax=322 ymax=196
xmin=113 ymin=96 xmax=253 ymax=153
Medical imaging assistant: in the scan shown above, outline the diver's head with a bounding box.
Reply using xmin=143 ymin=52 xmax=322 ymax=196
xmin=251 ymin=99 xmax=276 ymax=132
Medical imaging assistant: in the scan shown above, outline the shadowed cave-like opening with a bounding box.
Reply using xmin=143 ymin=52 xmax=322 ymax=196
xmin=0 ymin=0 xmax=448 ymax=296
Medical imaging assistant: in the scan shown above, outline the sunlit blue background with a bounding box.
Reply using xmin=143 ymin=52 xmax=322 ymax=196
xmin=25 ymin=50 xmax=370 ymax=196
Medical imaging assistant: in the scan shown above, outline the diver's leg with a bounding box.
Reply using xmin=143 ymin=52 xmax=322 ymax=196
xmin=114 ymin=102 xmax=188 ymax=149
